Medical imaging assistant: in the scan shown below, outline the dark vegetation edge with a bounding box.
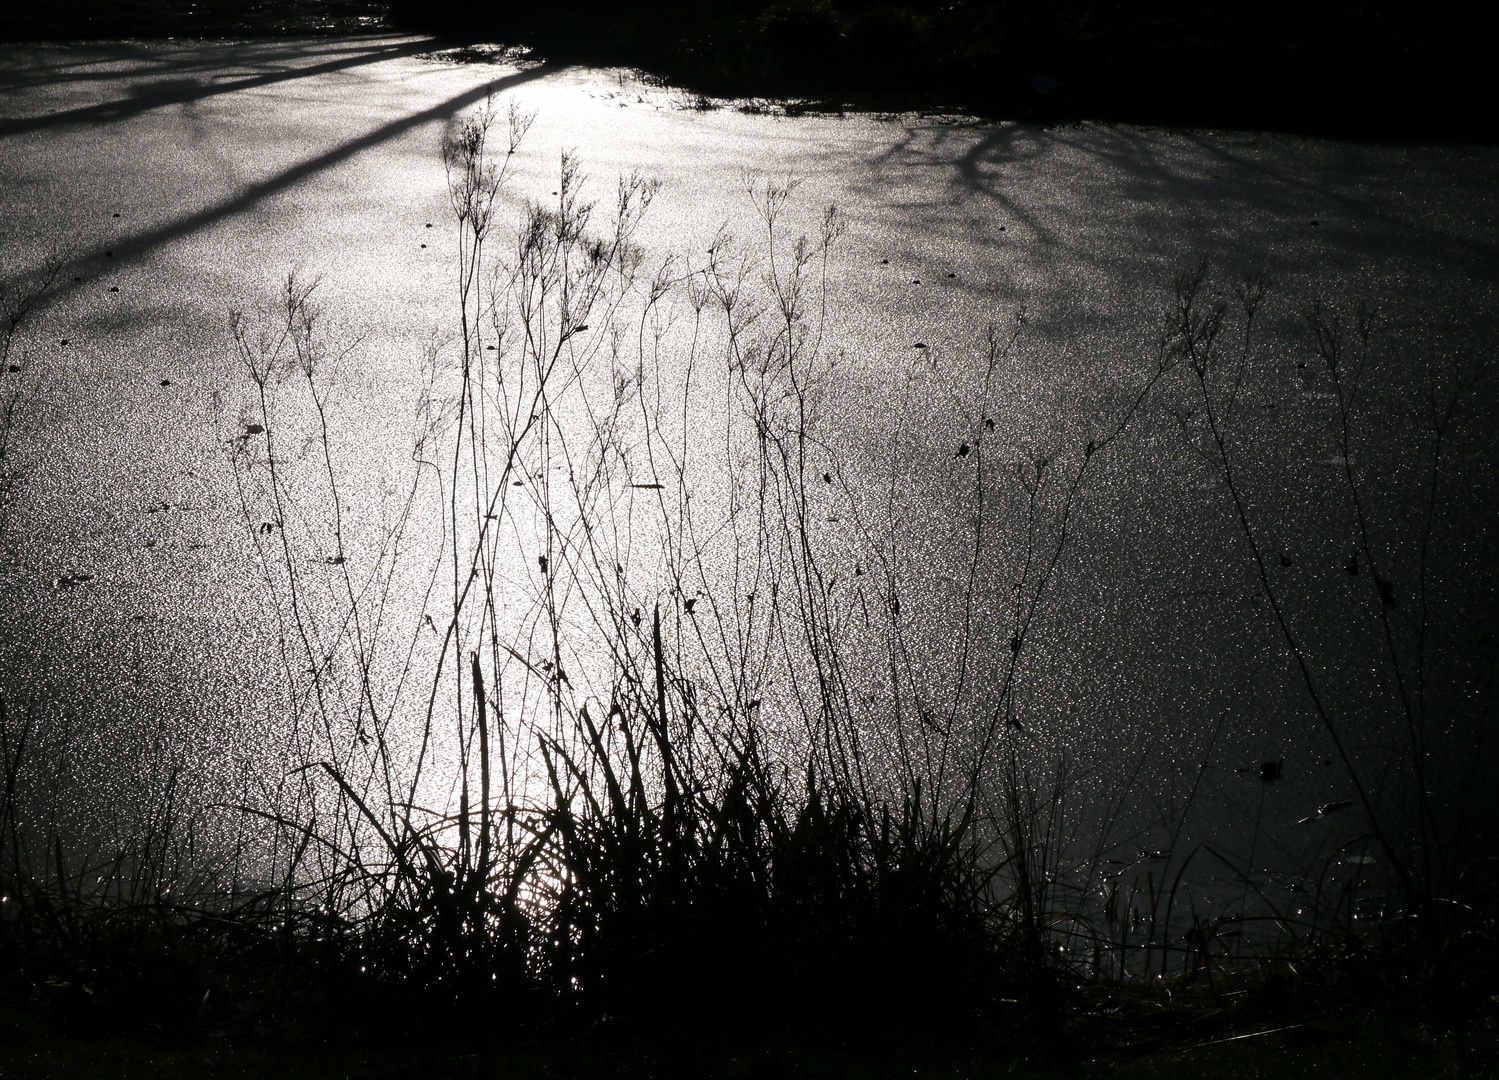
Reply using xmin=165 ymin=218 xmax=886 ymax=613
xmin=0 ymin=0 xmax=1494 ymax=142
xmin=394 ymin=0 xmax=1495 ymax=142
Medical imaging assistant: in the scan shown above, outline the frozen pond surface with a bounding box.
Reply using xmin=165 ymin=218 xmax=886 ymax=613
xmin=1 ymin=35 xmax=1496 ymax=946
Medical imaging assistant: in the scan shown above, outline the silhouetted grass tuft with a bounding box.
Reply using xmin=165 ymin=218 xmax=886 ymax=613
xmin=0 ymin=684 xmax=1025 ymax=1055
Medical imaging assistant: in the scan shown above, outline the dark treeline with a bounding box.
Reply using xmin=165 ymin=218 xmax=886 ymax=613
xmin=0 ymin=0 xmax=390 ymax=40
xmin=392 ymin=0 xmax=1488 ymax=138
xmin=0 ymin=0 xmax=1484 ymax=138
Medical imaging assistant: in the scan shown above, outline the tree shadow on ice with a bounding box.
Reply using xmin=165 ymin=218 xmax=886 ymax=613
xmin=850 ymin=118 xmax=1499 ymax=325
xmin=0 ymin=36 xmax=437 ymax=139
xmin=25 ymin=63 xmax=555 ymax=312
xmin=0 ymin=35 xmax=418 ymax=94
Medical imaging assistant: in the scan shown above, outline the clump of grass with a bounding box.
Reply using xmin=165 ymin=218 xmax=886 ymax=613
xmin=521 ymin=612 xmax=1012 ymax=1040
xmin=332 ymin=624 xmax=1017 ymax=1045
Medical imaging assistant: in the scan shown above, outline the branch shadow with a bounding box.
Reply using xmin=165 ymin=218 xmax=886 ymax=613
xmin=0 ymin=35 xmax=439 ymax=138
xmin=0 ymin=35 xmax=418 ymax=94
xmin=847 ymin=119 xmax=1499 ymax=304
xmin=36 ymin=62 xmax=556 ymax=306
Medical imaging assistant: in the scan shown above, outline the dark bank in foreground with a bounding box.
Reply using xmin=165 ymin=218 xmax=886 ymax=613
xmin=4 ymin=674 xmax=1498 ymax=1078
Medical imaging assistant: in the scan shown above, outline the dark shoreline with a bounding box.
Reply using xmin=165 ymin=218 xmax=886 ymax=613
xmin=0 ymin=1 xmax=393 ymax=41
xmin=1 ymin=0 xmax=1494 ymax=144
